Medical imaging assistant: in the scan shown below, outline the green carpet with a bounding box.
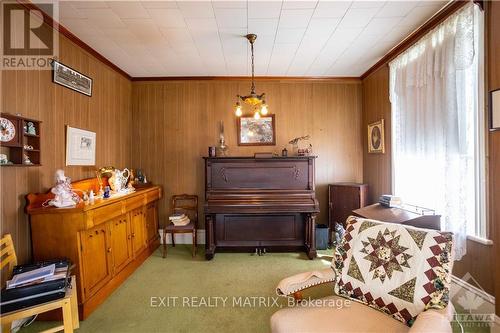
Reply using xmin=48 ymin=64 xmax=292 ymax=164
xmin=19 ymin=246 xmax=490 ymax=333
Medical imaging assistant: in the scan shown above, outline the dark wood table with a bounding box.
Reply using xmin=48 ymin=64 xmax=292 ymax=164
xmin=352 ymin=203 xmax=441 ymax=230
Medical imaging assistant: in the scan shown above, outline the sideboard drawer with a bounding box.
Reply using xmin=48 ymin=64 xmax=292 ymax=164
xmin=145 ymin=188 xmax=161 ymax=203
xmin=91 ymin=202 xmax=123 ymax=226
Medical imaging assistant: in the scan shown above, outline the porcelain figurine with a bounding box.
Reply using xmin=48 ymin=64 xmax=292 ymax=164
xmin=109 ymin=168 xmax=130 ymax=193
xmin=0 ymin=154 xmax=8 ymax=164
xmin=27 ymin=122 xmax=36 ymax=135
xmin=50 ymin=169 xmax=80 ymax=208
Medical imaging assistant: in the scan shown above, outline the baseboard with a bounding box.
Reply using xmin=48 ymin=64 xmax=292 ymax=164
xmin=160 ymin=229 xmax=205 ymax=245
xmin=451 ymin=274 xmax=495 ymax=305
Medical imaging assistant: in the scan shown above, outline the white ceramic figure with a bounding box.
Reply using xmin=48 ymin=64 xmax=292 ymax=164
xmin=50 ymin=169 xmax=80 ymax=208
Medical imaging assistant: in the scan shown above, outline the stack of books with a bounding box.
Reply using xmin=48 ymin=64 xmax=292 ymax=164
xmin=379 ymin=195 xmax=402 ymax=207
xmin=169 ymin=213 xmax=190 ymax=226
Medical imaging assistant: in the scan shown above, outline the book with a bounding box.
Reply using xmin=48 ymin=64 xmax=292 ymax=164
xmin=169 ymin=213 xmax=186 ymax=221
xmin=7 ymin=264 xmax=56 ymax=289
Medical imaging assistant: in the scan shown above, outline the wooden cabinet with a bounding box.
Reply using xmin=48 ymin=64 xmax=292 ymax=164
xmin=109 ymin=215 xmax=133 ymax=275
xmin=27 ymin=183 xmax=161 ymax=319
xmin=328 ymin=183 xmax=368 ymax=243
xmin=80 ymin=224 xmax=113 ymax=299
xmin=130 ymin=208 xmax=147 ymax=256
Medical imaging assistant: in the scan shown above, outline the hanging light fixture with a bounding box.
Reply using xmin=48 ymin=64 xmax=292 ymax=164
xmin=234 ymin=34 xmax=268 ymax=118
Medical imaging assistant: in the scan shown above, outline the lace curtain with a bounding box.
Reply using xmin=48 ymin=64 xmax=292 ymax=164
xmin=389 ymin=3 xmax=479 ymax=260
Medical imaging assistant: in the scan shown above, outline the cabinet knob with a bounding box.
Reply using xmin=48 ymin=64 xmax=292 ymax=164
xmin=132 ymin=233 xmax=135 ymax=237
xmin=107 ymin=247 xmax=112 ymax=253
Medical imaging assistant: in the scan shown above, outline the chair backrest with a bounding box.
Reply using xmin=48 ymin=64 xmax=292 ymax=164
xmin=1 ymin=234 xmax=18 ymax=280
xmin=171 ymin=194 xmax=198 ymax=224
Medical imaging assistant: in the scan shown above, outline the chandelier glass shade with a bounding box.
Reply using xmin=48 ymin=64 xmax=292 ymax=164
xmin=234 ymin=34 xmax=268 ymax=119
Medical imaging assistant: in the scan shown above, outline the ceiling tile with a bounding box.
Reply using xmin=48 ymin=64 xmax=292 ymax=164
xmin=141 ymin=1 xmax=179 ymax=9
xmin=214 ymin=8 xmax=247 ymax=28
xmin=276 ymin=28 xmax=305 ymax=43
xmin=79 ymin=9 xmax=126 ymax=28
xmin=212 ymin=1 xmax=248 ymax=9
xmin=376 ymin=1 xmax=418 ymax=18
xmin=248 ymin=18 xmax=279 ymax=36
xmin=313 ymin=1 xmax=351 ymax=18
xmin=177 ymin=1 xmax=215 ymax=18
xmin=279 ymin=9 xmax=314 ymax=29
xmin=148 ymin=8 xmax=186 ymax=28
xmin=108 ymin=2 xmax=150 ymax=19
xmin=306 ymin=17 xmax=340 ymax=36
xmin=338 ymin=8 xmax=378 ymax=28
xmin=363 ymin=17 xmax=403 ymax=37
xmin=350 ymin=1 xmax=386 ymax=9
xmin=282 ymin=1 xmax=318 ymax=9
xmin=185 ymin=17 xmax=218 ymax=30
xmin=60 ymin=3 xmax=87 ymax=19
xmin=73 ymin=1 xmax=109 ymax=9
xmin=248 ymin=1 xmax=282 ymax=19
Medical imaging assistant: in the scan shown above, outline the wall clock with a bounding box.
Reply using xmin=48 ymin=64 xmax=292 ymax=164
xmin=1 ymin=117 xmax=16 ymax=143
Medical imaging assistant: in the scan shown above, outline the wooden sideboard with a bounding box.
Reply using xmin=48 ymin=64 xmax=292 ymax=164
xmin=26 ymin=180 xmax=162 ymax=319
xmin=203 ymin=156 xmax=319 ymax=260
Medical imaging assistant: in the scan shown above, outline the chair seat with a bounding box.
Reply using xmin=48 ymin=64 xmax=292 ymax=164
xmin=165 ymin=221 xmax=195 ymax=231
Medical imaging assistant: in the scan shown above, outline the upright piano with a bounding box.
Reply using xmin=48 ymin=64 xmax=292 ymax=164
xmin=203 ymin=156 xmax=319 ymax=260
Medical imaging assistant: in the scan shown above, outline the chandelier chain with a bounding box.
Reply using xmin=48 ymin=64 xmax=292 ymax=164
xmin=250 ymin=40 xmax=255 ymax=94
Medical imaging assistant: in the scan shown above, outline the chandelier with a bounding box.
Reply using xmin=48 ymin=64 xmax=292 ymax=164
xmin=234 ymin=34 xmax=268 ymax=119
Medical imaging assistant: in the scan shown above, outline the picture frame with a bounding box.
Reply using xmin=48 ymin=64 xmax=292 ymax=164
xmin=237 ymin=114 xmax=276 ymax=146
xmin=66 ymin=126 xmax=96 ymax=166
xmin=52 ymin=60 xmax=92 ymax=96
xmin=490 ymin=88 xmax=500 ymax=131
xmin=367 ymin=119 xmax=385 ymax=153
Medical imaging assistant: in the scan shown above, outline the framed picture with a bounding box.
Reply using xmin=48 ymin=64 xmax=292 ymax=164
xmin=66 ymin=126 xmax=96 ymax=166
xmin=490 ymin=88 xmax=500 ymax=131
xmin=237 ymin=115 xmax=276 ymax=146
xmin=52 ymin=60 xmax=92 ymax=96
xmin=367 ymin=119 xmax=385 ymax=153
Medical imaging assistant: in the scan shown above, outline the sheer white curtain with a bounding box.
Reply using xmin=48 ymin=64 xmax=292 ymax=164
xmin=389 ymin=4 xmax=479 ymax=260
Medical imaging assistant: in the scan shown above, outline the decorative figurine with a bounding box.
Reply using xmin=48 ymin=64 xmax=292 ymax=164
xmin=49 ymin=169 xmax=81 ymax=208
xmin=281 ymin=148 xmax=288 ymax=157
xmin=0 ymin=154 xmax=8 ymax=164
xmin=89 ymin=190 xmax=95 ymax=204
xmin=288 ymin=135 xmax=311 ymax=156
xmin=27 ymin=122 xmax=36 ymax=135
xmin=103 ymin=186 xmax=111 ymax=199
xmin=216 ymin=121 xmax=228 ymax=157
xmin=136 ymin=169 xmax=145 ymax=183
xmin=23 ymin=153 xmax=33 ymax=165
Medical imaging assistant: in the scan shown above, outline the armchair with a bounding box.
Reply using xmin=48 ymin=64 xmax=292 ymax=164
xmin=271 ymin=268 xmax=454 ymax=333
xmin=271 ymin=216 xmax=456 ymax=333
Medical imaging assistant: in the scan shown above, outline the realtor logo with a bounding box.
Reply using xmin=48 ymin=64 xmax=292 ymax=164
xmin=1 ymin=2 xmax=58 ymax=69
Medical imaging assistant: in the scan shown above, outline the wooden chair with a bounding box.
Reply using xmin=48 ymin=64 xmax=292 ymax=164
xmin=163 ymin=194 xmax=198 ymax=258
xmin=0 ymin=234 xmax=79 ymax=333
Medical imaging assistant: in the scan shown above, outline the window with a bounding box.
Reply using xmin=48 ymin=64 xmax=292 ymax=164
xmin=389 ymin=3 xmax=485 ymax=260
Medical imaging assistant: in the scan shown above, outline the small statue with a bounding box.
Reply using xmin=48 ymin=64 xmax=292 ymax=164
xmin=288 ymin=135 xmax=311 ymax=156
xmin=27 ymin=122 xmax=36 ymax=135
xmin=23 ymin=153 xmax=33 ymax=165
xmin=49 ymin=170 xmax=80 ymax=208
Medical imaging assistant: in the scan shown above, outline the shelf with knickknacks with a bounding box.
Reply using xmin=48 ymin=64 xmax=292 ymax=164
xmin=1 ymin=113 xmax=42 ymax=166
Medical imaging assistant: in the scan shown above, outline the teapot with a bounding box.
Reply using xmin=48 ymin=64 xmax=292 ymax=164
xmin=109 ymin=168 xmax=130 ymax=193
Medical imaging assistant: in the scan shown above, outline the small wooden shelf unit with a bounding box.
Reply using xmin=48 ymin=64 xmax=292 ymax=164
xmin=1 ymin=113 xmax=41 ymax=166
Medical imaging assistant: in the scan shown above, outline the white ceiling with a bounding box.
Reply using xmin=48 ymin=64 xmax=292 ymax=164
xmin=51 ymin=0 xmax=448 ymax=77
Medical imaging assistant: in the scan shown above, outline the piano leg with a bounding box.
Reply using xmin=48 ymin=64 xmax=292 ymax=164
xmin=306 ymin=213 xmax=317 ymax=260
xmin=205 ymin=214 xmax=216 ymax=260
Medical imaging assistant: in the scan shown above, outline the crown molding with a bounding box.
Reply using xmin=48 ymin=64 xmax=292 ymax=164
xmin=361 ymin=0 xmax=469 ymax=80
xmin=131 ymin=76 xmax=362 ymax=83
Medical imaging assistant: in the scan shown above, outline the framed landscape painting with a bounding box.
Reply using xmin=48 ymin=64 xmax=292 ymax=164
xmin=237 ymin=115 xmax=276 ymax=146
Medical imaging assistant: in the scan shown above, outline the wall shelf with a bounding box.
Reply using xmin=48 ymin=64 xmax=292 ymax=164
xmin=1 ymin=113 xmax=42 ymax=167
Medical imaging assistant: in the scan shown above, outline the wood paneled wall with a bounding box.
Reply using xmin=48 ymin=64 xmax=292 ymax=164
xmin=0 ymin=35 xmax=132 ymax=264
xmin=131 ymin=80 xmax=363 ymax=226
xmin=361 ymin=3 xmax=499 ymax=298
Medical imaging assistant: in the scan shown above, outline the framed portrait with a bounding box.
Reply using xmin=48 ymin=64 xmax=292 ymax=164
xmin=367 ymin=119 xmax=385 ymax=153
xmin=53 ymin=60 xmax=92 ymax=96
xmin=490 ymin=88 xmax=500 ymax=131
xmin=66 ymin=126 xmax=96 ymax=166
xmin=237 ymin=115 xmax=276 ymax=146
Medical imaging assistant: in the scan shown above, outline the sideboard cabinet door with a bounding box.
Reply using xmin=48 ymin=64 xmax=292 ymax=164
xmin=145 ymin=202 xmax=159 ymax=242
xmin=110 ymin=215 xmax=133 ymax=275
xmin=130 ymin=208 xmax=147 ymax=256
xmin=79 ymin=224 xmax=113 ymax=299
